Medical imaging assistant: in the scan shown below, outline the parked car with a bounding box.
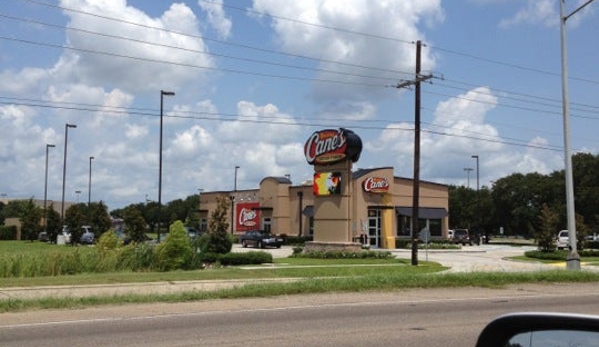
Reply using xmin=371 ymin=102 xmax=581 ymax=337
xmin=556 ymin=230 xmax=569 ymax=250
xmin=239 ymin=230 xmax=284 ymax=248
xmin=452 ymin=228 xmax=472 ymax=246
xmin=184 ymin=226 xmax=204 ymax=239
xmin=447 ymin=229 xmax=454 ymax=240
xmin=80 ymin=230 xmax=95 ymax=244
xmin=38 ymin=231 xmax=50 ymax=242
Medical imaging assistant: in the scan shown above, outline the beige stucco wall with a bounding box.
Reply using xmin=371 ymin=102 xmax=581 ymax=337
xmin=196 ymin=168 xmax=449 ymax=247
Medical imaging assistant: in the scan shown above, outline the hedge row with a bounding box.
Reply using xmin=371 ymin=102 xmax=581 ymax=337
xmin=0 ymin=226 xmax=17 ymax=240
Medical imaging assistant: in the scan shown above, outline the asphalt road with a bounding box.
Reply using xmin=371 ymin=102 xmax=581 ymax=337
xmin=2 ymin=283 xmax=599 ymax=347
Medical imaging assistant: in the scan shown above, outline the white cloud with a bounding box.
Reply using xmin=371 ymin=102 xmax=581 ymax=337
xmin=57 ymin=0 xmax=214 ymax=93
xmin=217 ymin=101 xmax=299 ymax=143
xmin=499 ymin=0 xmax=557 ymax=28
xmin=251 ymin=0 xmax=444 ymax=101
xmin=498 ymin=0 xmax=594 ymax=28
xmin=0 ymin=68 xmax=50 ymax=94
xmin=198 ymin=0 xmax=232 ymax=39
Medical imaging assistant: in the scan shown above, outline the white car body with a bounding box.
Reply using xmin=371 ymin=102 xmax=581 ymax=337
xmin=556 ymin=230 xmax=569 ymax=250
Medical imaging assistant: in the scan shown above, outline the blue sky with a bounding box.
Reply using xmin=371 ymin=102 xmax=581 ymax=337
xmin=1 ymin=0 xmax=597 ymax=210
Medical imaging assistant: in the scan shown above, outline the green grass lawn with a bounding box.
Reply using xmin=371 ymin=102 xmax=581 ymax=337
xmin=0 ymin=241 xmax=446 ymax=287
xmin=4 ymin=240 xmax=599 ymax=313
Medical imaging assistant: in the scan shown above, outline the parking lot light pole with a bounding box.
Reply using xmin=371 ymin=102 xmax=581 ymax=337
xmin=234 ymin=165 xmax=240 ymax=191
xmin=61 ymin=123 xmax=76 ymax=225
xmin=158 ymin=90 xmax=175 ymax=241
xmin=471 ymin=155 xmax=479 ymax=191
xmin=230 ymin=195 xmax=235 ymax=234
xmin=44 ymin=144 xmax=55 ymax=231
xmin=198 ymin=188 xmax=204 ymax=231
xmin=463 ymin=168 xmax=473 ymax=189
xmin=88 ymin=156 xmax=94 ymax=206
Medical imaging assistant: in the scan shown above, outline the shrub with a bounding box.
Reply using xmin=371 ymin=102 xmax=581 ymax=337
xmin=200 ymin=232 xmax=234 ymax=254
xmin=154 ymin=220 xmax=193 ymax=271
xmin=585 ymin=240 xmax=599 ymax=250
xmin=218 ymin=251 xmax=273 ymax=266
xmin=0 ymin=226 xmax=17 ymax=240
xmin=118 ymin=242 xmax=156 ymax=271
xmin=291 ymin=250 xmax=394 ymax=259
xmin=525 ymin=250 xmax=567 ymax=260
xmin=96 ymin=230 xmax=119 ymax=251
xmin=285 ymin=235 xmax=313 ymax=245
xmin=200 ymin=252 xmax=220 ymax=264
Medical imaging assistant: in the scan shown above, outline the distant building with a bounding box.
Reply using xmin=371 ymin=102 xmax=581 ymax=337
xmin=197 ymin=167 xmax=448 ymax=250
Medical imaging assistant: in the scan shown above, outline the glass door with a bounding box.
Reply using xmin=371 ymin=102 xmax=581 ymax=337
xmin=368 ymin=209 xmax=381 ymax=247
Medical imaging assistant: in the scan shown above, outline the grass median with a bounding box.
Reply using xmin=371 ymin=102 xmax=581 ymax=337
xmin=3 ymin=241 xmax=599 ymax=313
xmin=2 ymin=257 xmax=599 ymax=313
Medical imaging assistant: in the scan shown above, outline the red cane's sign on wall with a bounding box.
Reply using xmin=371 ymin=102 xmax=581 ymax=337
xmin=304 ymin=128 xmax=362 ymax=165
xmin=236 ymin=202 xmax=260 ymax=231
xmin=362 ymin=177 xmax=390 ymax=193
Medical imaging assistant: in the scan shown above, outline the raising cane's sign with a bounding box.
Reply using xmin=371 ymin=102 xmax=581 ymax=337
xmin=362 ymin=177 xmax=390 ymax=193
xmin=236 ymin=202 xmax=260 ymax=231
xmin=304 ymin=128 xmax=362 ymax=165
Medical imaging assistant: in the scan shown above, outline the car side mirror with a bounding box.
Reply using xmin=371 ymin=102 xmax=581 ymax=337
xmin=476 ymin=312 xmax=599 ymax=347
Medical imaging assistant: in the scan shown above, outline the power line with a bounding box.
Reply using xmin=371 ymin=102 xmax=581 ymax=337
xmin=11 ymin=0 xmax=599 ymax=111
xmin=14 ymin=0 xmax=416 ymax=78
xmin=0 ymin=13 xmax=404 ymax=84
xmin=0 ymin=96 xmax=567 ymax=152
xmin=0 ymin=35 xmax=388 ymax=88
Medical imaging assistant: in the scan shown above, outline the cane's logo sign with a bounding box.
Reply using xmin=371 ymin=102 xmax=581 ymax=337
xmin=362 ymin=177 xmax=390 ymax=193
xmin=304 ymin=128 xmax=362 ymax=165
xmin=304 ymin=129 xmax=347 ymax=165
xmin=238 ymin=208 xmax=257 ymax=226
xmin=236 ymin=202 xmax=260 ymax=231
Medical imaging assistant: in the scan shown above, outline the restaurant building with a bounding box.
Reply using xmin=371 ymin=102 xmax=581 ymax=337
xmin=198 ymin=129 xmax=448 ymax=250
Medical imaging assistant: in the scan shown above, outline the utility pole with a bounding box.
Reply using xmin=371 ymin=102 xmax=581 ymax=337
xmin=560 ymin=0 xmax=595 ymax=270
xmin=395 ymin=40 xmax=433 ymax=266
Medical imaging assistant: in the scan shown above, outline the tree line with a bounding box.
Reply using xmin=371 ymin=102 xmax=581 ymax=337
xmin=2 ymin=152 xmax=598 ymax=244
xmin=449 ymin=152 xmax=599 ymax=241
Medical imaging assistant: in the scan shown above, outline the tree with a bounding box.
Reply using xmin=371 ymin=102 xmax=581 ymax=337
xmin=20 ymin=199 xmax=41 ymax=241
xmin=64 ymin=203 xmax=87 ymax=244
xmin=201 ymin=195 xmax=233 ymax=254
xmin=575 ymin=213 xmax=590 ymax=249
xmin=46 ymin=203 xmax=61 ymax=243
xmin=88 ymin=201 xmax=111 ymax=237
xmin=536 ymin=204 xmax=558 ymax=252
xmin=448 ymin=185 xmax=477 ymax=229
xmin=124 ymin=206 xmax=147 ymax=243
xmin=0 ymin=201 xmax=5 ymax=225
xmin=491 ymin=173 xmax=549 ymax=237
xmin=155 ymin=220 xmax=192 ymax=271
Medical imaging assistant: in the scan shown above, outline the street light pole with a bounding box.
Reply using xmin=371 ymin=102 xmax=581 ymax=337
xmin=560 ymin=0 xmax=595 ymax=270
xmin=471 ymin=155 xmax=479 ymax=191
xmin=75 ymin=190 xmax=81 ymax=203
xmin=229 ymin=195 xmax=235 ymax=234
xmin=44 ymin=144 xmax=55 ymax=231
xmin=234 ymin=165 xmax=240 ymax=191
xmin=198 ymin=188 xmax=204 ymax=231
xmin=88 ymin=156 xmax=94 ymax=206
xmin=463 ymin=168 xmax=473 ymax=189
xmin=158 ymin=90 xmax=175 ymax=240
xmin=61 ymin=123 xmax=76 ymax=225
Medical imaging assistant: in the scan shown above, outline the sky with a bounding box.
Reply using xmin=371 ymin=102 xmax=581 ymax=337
xmin=1 ymin=0 xmax=598 ymax=211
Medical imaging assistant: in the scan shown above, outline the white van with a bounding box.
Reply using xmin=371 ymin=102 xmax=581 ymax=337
xmin=556 ymin=230 xmax=569 ymax=250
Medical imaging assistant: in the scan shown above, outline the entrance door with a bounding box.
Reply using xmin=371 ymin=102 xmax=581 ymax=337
xmin=368 ymin=209 xmax=381 ymax=247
